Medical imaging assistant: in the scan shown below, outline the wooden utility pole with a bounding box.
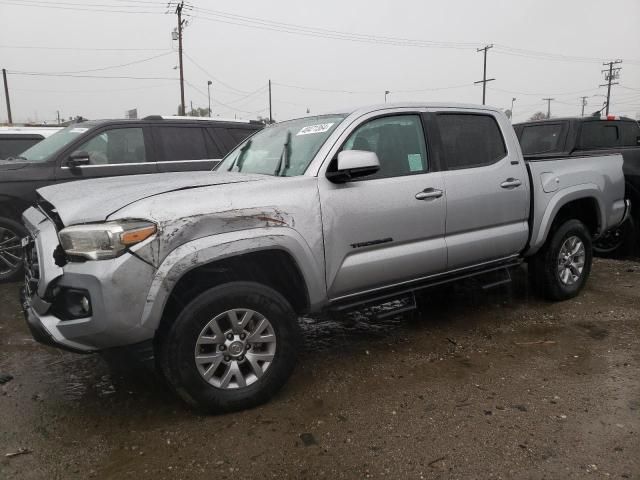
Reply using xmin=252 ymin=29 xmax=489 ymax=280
xmin=176 ymin=1 xmax=186 ymax=116
xmin=600 ymin=60 xmax=622 ymax=116
xmin=268 ymin=79 xmax=272 ymax=124
xmin=542 ymin=98 xmax=554 ymax=119
xmin=474 ymin=45 xmax=494 ymax=105
xmin=2 ymin=69 xmax=12 ymax=125
xmin=580 ymin=96 xmax=588 ymax=117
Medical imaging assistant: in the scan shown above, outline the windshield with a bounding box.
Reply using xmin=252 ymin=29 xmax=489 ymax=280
xmin=18 ymin=124 xmax=93 ymax=162
xmin=217 ymin=115 xmax=346 ymax=176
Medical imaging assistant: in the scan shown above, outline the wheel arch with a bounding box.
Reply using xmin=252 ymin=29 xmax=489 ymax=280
xmin=140 ymin=229 xmax=325 ymax=340
xmin=527 ymin=187 xmax=604 ymax=256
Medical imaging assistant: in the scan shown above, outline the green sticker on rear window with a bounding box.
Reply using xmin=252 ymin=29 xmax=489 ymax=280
xmin=407 ymin=153 xmax=423 ymax=172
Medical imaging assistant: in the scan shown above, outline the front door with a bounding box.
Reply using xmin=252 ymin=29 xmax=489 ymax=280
xmin=55 ymin=126 xmax=157 ymax=181
xmin=318 ymin=113 xmax=447 ymax=300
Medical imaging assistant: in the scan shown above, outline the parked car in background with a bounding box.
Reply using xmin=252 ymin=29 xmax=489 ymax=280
xmin=0 ymin=126 xmax=63 ymax=160
xmin=21 ymin=103 xmax=628 ymax=412
xmin=0 ymin=116 xmax=263 ymax=281
xmin=514 ymin=115 xmax=640 ymax=256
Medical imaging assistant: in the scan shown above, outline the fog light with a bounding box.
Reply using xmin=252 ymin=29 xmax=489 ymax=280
xmin=80 ymin=296 xmax=90 ymax=314
xmin=51 ymin=288 xmax=92 ymax=320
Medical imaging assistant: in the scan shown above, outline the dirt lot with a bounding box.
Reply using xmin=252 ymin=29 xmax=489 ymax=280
xmin=1 ymin=259 xmax=639 ymax=479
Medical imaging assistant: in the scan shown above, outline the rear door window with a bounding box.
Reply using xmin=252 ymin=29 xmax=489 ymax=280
xmin=579 ymin=122 xmax=621 ymax=149
xmin=436 ymin=114 xmax=507 ymax=169
xmin=157 ymin=126 xmax=208 ymax=161
xmin=519 ymin=124 xmax=565 ymax=154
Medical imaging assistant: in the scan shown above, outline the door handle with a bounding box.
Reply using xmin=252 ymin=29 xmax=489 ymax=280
xmin=500 ymin=178 xmax=522 ymax=189
xmin=415 ymin=188 xmax=443 ymax=200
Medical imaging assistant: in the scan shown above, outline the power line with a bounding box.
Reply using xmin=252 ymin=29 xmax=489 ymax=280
xmin=487 ymin=86 xmax=600 ymax=97
xmin=21 ymin=51 xmax=173 ymax=75
xmin=185 ymin=80 xmax=265 ymax=115
xmin=0 ymin=44 xmax=169 ymax=52
xmin=7 ymin=71 xmax=178 ymax=80
xmin=182 ymin=53 xmax=258 ymax=95
xmin=0 ymin=0 xmax=163 ymax=14
xmin=11 ymin=82 xmax=175 ymax=94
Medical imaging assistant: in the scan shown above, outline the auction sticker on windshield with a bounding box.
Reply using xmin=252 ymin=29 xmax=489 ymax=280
xmin=70 ymin=128 xmax=89 ymax=134
xmin=297 ymin=123 xmax=334 ymax=136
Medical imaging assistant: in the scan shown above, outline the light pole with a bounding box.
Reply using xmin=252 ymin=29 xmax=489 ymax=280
xmin=385 ymin=90 xmax=390 ymax=103
xmin=207 ymin=80 xmax=212 ymax=117
xmin=510 ymin=97 xmax=516 ymax=120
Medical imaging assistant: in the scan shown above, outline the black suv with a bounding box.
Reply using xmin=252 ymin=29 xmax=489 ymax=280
xmin=0 ymin=116 xmax=262 ymax=281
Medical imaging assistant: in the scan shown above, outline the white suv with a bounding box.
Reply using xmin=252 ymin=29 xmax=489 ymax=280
xmin=0 ymin=126 xmax=63 ymax=160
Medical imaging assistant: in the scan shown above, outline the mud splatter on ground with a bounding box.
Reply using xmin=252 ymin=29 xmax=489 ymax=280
xmin=1 ymin=259 xmax=639 ymax=479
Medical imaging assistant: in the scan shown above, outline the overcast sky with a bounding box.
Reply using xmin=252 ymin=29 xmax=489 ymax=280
xmin=1 ymin=0 xmax=639 ymax=124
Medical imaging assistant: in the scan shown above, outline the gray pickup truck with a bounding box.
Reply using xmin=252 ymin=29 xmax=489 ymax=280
xmin=21 ymin=103 xmax=629 ymax=412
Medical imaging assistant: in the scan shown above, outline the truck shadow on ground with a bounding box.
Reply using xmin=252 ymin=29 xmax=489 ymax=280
xmin=98 ymin=265 xmax=540 ymax=409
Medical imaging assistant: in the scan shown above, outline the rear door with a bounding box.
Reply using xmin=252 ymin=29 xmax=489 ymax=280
xmin=433 ymin=110 xmax=530 ymax=269
xmin=55 ymin=125 xmax=158 ymax=181
xmin=153 ymin=125 xmax=219 ymax=172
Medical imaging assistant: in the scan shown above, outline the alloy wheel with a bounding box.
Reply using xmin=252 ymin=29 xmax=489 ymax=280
xmin=557 ymin=235 xmax=586 ymax=286
xmin=0 ymin=227 xmax=22 ymax=277
xmin=194 ymin=308 xmax=277 ymax=389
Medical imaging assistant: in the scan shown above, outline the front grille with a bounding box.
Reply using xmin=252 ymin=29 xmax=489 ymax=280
xmin=23 ymin=237 xmax=39 ymax=295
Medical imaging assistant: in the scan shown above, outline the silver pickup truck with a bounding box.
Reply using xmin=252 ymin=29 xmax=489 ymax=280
xmin=21 ymin=103 xmax=629 ymax=412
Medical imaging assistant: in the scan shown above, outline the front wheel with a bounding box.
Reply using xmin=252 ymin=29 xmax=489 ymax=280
xmin=159 ymin=282 xmax=300 ymax=413
xmin=530 ymin=219 xmax=593 ymax=301
xmin=0 ymin=217 xmax=26 ymax=283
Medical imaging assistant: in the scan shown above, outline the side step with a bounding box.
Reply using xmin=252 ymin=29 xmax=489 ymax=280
xmin=480 ymin=268 xmax=512 ymax=290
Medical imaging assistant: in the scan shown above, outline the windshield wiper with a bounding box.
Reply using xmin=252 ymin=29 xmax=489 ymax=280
xmin=4 ymin=155 xmax=27 ymax=162
xmin=274 ymin=130 xmax=292 ymax=177
xmin=227 ymin=140 xmax=252 ymax=172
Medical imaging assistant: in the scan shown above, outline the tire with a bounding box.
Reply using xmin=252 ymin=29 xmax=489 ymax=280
xmin=593 ymin=217 xmax=636 ymax=258
xmin=530 ymin=219 xmax=593 ymax=301
xmin=0 ymin=217 xmax=26 ymax=283
xmin=159 ymin=281 xmax=300 ymax=413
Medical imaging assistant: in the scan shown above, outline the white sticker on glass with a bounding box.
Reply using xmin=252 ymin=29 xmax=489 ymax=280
xmin=296 ymin=123 xmax=334 ymax=136
xmin=70 ymin=128 xmax=89 ymax=133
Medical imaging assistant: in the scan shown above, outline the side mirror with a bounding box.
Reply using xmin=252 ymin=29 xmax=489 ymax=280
xmin=326 ymin=150 xmax=380 ymax=183
xmin=67 ymin=150 xmax=90 ymax=168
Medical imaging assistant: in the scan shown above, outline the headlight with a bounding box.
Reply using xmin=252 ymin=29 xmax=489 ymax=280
xmin=59 ymin=220 xmax=157 ymax=260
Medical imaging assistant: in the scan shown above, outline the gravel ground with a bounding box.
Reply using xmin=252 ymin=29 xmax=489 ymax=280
xmin=0 ymin=258 xmax=639 ymax=479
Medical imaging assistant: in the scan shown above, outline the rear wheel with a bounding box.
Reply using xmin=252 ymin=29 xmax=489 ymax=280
xmin=0 ymin=217 xmax=26 ymax=283
xmin=159 ymin=282 xmax=300 ymax=413
xmin=530 ymin=219 xmax=592 ymax=301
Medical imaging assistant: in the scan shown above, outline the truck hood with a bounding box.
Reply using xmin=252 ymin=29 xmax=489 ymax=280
xmin=37 ymin=171 xmax=269 ymax=225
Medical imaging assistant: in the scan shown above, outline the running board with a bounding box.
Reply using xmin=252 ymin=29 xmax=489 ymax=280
xmin=329 ymin=258 xmax=522 ymax=313
xmin=480 ymin=268 xmax=512 ymax=290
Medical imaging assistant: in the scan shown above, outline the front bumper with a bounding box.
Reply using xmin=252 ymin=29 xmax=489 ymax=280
xmin=21 ymin=207 xmax=158 ymax=353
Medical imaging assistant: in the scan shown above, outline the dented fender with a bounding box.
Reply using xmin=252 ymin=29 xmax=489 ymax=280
xmin=139 ymin=227 xmax=326 ymax=332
